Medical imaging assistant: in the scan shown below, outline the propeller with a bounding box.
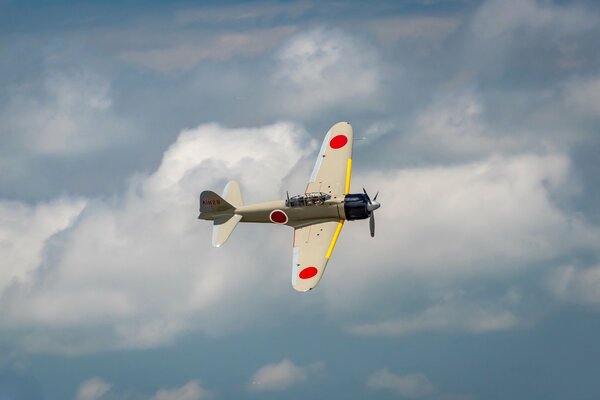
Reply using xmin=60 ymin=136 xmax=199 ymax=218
xmin=363 ymin=188 xmax=381 ymax=237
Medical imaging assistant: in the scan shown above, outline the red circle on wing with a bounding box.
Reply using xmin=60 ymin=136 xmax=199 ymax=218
xmin=329 ymin=134 xmax=348 ymax=149
xmin=270 ymin=210 xmax=288 ymax=224
xmin=299 ymin=266 xmax=318 ymax=279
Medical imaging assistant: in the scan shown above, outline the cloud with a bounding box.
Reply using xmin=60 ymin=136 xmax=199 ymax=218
xmin=564 ymin=75 xmax=600 ymax=116
xmin=0 ymin=198 xmax=86 ymax=294
xmin=404 ymin=91 xmax=519 ymax=158
xmin=247 ymin=359 xmax=322 ymax=392
xmin=271 ymin=28 xmax=381 ymax=115
xmin=471 ymin=0 xmax=596 ymax=40
xmin=466 ymin=0 xmax=600 ymax=76
xmin=76 ymin=377 xmax=112 ymax=400
xmin=121 ymin=27 xmax=296 ymax=72
xmin=1 ymin=118 xmax=598 ymax=353
xmin=367 ymin=369 xmax=436 ymax=398
xmin=368 ymin=16 xmax=461 ymax=44
xmin=547 ymin=265 xmax=600 ymax=304
xmin=150 ymin=380 xmax=209 ymax=400
xmin=320 ymin=152 xmax=599 ymax=333
xmin=348 ymin=299 xmax=521 ymax=336
xmin=1 ymin=68 xmax=135 ymax=155
xmin=0 ymin=122 xmax=313 ymax=354
xmin=174 ymin=2 xmax=311 ymax=25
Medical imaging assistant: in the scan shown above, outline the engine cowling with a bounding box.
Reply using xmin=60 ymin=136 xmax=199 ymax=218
xmin=343 ymin=193 xmax=370 ymax=220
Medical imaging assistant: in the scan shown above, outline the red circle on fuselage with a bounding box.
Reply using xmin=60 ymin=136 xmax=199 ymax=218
xmin=270 ymin=210 xmax=288 ymax=224
xmin=299 ymin=266 xmax=318 ymax=279
xmin=329 ymin=134 xmax=348 ymax=149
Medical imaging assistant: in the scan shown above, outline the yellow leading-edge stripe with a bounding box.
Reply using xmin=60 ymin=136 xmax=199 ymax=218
xmin=325 ymin=220 xmax=344 ymax=259
xmin=345 ymin=158 xmax=352 ymax=194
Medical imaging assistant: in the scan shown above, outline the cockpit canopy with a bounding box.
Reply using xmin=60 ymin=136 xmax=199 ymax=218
xmin=286 ymin=192 xmax=331 ymax=207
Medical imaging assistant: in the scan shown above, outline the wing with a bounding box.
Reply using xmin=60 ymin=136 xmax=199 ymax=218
xmin=306 ymin=122 xmax=353 ymax=196
xmin=291 ymin=220 xmax=344 ymax=292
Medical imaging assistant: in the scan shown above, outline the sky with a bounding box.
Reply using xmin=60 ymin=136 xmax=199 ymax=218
xmin=1 ymin=0 xmax=600 ymax=399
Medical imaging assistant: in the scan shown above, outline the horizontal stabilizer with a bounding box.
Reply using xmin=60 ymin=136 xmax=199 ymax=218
xmin=213 ymin=214 xmax=242 ymax=247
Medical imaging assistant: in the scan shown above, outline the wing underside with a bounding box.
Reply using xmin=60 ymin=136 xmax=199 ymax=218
xmin=292 ymin=220 xmax=344 ymax=292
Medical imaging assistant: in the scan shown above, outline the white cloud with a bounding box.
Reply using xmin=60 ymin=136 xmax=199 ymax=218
xmin=76 ymin=377 xmax=112 ymax=400
xmin=320 ymin=153 xmax=599 ymax=332
xmin=2 ymin=69 xmax=135 ymax=155
xmin=367 ymin=369 xmax=436 ymax=398
xmin=0 ymin=198 xmax=86 ymax=294
xmin=247 ymin=359 xmax=322 ymax=392
xmin=405 ymin=91 xmax=520 ymax=158
xmin=0 ymin=122 xmax=313 ymax=354
xmin=0 ymin=119 xmax=598 ymax=353
xmin=150 ymin=380 xmax=209 ymax=400
xmin=272 ymin=28 xmax=381 ymax=115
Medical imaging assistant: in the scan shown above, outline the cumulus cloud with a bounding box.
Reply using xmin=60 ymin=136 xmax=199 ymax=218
xmin=1 ymin=117 xmax=598 ymax=352
xmin=0 ymin=198 xmax=86 ymax=294
xmin=76 ymin=377 xmax=112 ymax=400
xmin=0 ymin=122 xmax=313 ymax=354
xmin=247 ymin=359 xmax=322 ymax=392
xmin=320 ymin=152 xmax=599 ymax=333
xmin=271 ymin=28 xmax=381 ymax=115
xmin=403 ymin=91 xmax=522 ymax=158
xmin=150 ymin=380 xmax=209 ymax=400
xmin=1 ymin=68 xmax=135 ymax=155
xmin=367 ymin=369 xmax=436 ymax=398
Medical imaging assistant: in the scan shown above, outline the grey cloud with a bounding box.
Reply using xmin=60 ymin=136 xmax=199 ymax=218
xmin=1 ymin=68 xmax=136 ymax=156
xmin=367 ymin=370 xmax=436 ymax=399
xmin=547 ymin=265 xmax=600 ymax=304
xmin=247 ymin=359 xmax=322 ymax=392
xmin=150 ymin=380 xmax=210 ymax=400
xmin=76 ymin=377 xmax=112 ymax=400
xmin=120 ymin=26 xmax=297 ymax=73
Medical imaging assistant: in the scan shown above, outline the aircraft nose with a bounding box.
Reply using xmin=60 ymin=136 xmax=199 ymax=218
xmin=367 ymin=201 xmax=380 ymax=212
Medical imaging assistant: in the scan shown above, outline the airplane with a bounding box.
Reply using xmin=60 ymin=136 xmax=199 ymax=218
xmin=198 ymin=121 xmax=380 ymax=292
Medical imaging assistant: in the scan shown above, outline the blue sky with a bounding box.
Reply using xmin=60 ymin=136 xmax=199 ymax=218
xmin=1 ymin=0 xmax=600 ymax=399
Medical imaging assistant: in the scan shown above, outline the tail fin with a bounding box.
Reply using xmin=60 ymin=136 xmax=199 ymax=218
xmin=199 ymin=191 xmax=234 ymax=213
xmin=222 ymin=180 xmax=243 ymax=208
xmin=200 ymin=181 xmax=244 ymax=247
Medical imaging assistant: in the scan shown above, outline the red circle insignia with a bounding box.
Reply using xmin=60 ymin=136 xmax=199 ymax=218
xmin=270 ymin=210 xmax=288 ymax=224
xmin=299 ymin=266 xmax=318 ymax=279
xmin=329 ymin=134 xmax=348 ymax=149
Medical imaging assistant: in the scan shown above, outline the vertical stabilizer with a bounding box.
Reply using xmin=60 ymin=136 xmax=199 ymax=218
xmin=222 ymin=181 xmax=243 ymax=208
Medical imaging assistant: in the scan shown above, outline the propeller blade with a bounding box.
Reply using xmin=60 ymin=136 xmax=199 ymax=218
xmin=373 ymin=192 xmax=379 ymax=201
xmin=363 ymin=188 xmax=371 ymax=204
xmin=370 ymin=212 xmax=375 ymax=237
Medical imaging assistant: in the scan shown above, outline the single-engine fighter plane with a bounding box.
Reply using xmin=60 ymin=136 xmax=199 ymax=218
xmin=198 ymin=122 xmax=380 ymax=292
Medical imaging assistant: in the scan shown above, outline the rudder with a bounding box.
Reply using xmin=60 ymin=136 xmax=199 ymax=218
xmin=199 ymin=191 xmax=234 ymax=213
